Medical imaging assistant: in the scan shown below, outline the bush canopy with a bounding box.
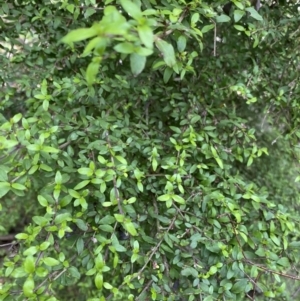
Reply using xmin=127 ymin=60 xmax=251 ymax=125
xmin=1 ymin=1 xmax=300 ymax=301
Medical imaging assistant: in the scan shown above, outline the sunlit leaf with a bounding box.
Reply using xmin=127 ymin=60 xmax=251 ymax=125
xmin=155 ymin=40 xmax=176 ymax=67
xmin=61 ymin=27 xmax=98 ymax=44
xmin=138 ymin=24 xmax=153 ymax=49
xmin=130 ymin=53 xmax=146 ymax=75
xmin=43 ymin=257 xmax=60 ymax=266
xmin=23 ymin=276 xmax=35 ymax=297
xmin=216 ymin=14 xmax=231 ymax=23
xmin=124 ymin=221 xmax=137 ymax=236
xmin=120 ymin=0 xmax=142 ymax=20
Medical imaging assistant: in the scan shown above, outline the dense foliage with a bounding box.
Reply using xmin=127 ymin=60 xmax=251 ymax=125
xmin=1 ymin=0 xmax=300 ymax=300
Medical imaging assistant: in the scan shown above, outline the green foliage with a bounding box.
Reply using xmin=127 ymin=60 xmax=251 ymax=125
xmin=1 ymin=0 xmax=300 ymax=301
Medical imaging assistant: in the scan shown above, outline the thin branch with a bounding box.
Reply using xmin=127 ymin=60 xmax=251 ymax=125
xmin=105 ymin=130 xmax=124 ymax=215
xmin=138 ymin=216 xmax=176 ymax=276
xmin=244 ymin=259 xmax=300 ymax=281
xmin=136 ymin=280 xmax=153 ymax=300
xmin=0 ymin=234 xmax=16 ymax=241
xmin=161 ymin=8 xmax=189 ymax=37
xmin=106 ymin=216 xmax=177 ymax=300
xmin=213 ymin=21 xmax=217 ymax=57
xmin=230 ymin=218 xmax=300 ymax=284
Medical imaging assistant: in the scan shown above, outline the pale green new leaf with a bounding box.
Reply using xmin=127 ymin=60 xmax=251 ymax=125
xmin=114 ymin=42 xmax=135 ymax=54
xmin=130 ymin=53 xmax=146 ymax=75
xmin=155 ymin=40 xmax=176 ymax=67
xmin=55 ymin=171 xmax=62 ymax=185
xmin=172 ymin=194 xmax=185 ymax=204
xmin=37 ymin=195 xmax=48 ymax=207
xmin=95 ymin=272 xmax=103 ymax=289
xmin=0 ymin=137 xmax=18 ymax=149
xmin=158 ymin=194 xmax=171 ymax=201
xmin=23 ymin=276 xmax=34 ymax=297
xmin=43 ymin=257 xmax=60 ymax=266
xmin=61 ymin=27 xmax=98 ymax=44
xmin=138 ymin=24 xmax=154 ymax=49
xmin=120 ymin=0 xmax=142 ymax=20
xmin=124 ymin=221 xmax=137 ymax=236
xmin=86 ymin=58 xmax=101 ymax=85
xmin=24 ymin=256 xmax=35 ymax=273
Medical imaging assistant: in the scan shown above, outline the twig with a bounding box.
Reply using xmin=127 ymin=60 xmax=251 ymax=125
xmin=138 ymin=216 xmax=176 ymax=275
xmin=32 ymin=238 xmax=93 ymax=294
xmin=292 ymin=285 xmax=300 ymax=298
xmin=0 ymin=241 xmax=17 ymax=247
xmin=213 ymin=20 xmax=217 ymax=57
xmin=0 ymin=234 xmax=16 ymax=241
xmin=136 ymin=280 xmax=153 ymax=300
xmin=230 ymin=218 xmax=300 ymax=285
xmin=106 ymin=216 xmax=177 ymax=300
xmin=244 ymin=259 xmax=300 ymax=281
xmin=105 ymin=130 xmax=124 ymax=215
